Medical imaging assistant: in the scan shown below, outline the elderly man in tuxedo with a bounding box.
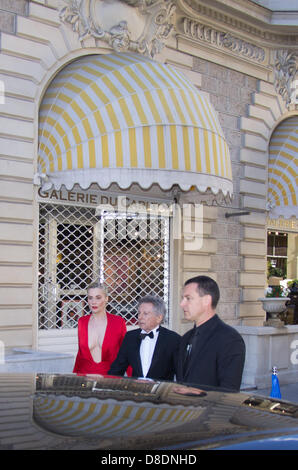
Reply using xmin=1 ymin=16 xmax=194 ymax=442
xmin=108 ymin=295 xmax=180 ymax=381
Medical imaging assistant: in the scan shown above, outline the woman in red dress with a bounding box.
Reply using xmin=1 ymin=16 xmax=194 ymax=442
xmin=73 ymin=281 xmax=127 ymax=375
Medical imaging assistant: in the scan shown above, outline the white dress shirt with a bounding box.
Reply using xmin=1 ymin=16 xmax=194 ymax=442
xmin=139 ymin=326 xmax=160 ymax=377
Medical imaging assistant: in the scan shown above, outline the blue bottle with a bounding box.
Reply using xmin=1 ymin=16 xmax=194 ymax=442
xmin=270 ymin=366 xmax=281 ymax=399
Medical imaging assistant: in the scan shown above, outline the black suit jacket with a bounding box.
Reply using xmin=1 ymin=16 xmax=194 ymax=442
xmin=108 ymin=326 xmax=181 ymax=381
xmin=177 ymin=315 xmax=245 ymax=391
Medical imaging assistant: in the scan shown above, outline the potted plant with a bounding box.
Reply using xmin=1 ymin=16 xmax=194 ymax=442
xmin=258 ymin=285 xmax=290 ymax=327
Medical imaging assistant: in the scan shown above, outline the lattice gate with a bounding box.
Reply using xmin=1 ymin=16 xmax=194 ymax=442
xmin=38 ymin=203 xmax=170 ymax=353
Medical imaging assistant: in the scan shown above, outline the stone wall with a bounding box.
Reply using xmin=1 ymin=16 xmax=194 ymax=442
xmin=0 ymin=0 xmax=35 ymax=348
xmin=0 ymin=0 xmax=28 ymax=33
xmin=188 ymin=58 xmax=263 ymax=325
xmin=238 ymin=325 xmax=298 ymax=388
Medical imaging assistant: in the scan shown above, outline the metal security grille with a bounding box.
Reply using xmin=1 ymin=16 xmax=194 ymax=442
xmin=38 ymin=203 xmax=170 ymax=330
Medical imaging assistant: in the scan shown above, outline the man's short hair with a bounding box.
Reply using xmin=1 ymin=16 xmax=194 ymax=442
xmin=137 ymin=295 xmax=166 ymax=319
xmin=184 ymin=275 xmax=220 ymax=309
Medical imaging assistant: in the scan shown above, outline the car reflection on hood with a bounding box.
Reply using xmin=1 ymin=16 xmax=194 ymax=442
xmin=1 ymin=372 xmax=298 ymax=450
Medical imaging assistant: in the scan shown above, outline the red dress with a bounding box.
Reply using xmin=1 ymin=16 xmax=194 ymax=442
xmin=73 ymin=313 xmax=127 ymax=375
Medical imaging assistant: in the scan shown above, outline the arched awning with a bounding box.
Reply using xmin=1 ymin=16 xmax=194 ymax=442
xmin=268 ymin=116 xmax=298 ymax=219
xmin=38 ymin=52 xmax=232 ymax=197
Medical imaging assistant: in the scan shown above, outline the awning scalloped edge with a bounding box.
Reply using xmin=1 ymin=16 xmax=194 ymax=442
xmin=34 ymin=168 xmax=233 ymax=198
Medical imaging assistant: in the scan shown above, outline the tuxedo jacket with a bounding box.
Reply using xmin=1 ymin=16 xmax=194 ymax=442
xmin=176 ymin=315 xmax=245 ymax=391
xmin=108 ymin=326 xmax=181 ymax=381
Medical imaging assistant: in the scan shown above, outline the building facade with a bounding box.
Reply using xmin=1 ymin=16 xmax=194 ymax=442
xmin=0 ymin=0 xmax=297 ymax=383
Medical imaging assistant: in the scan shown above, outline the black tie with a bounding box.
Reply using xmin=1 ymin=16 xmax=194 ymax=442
xmin=183 ymin=327 xmax=199 ymax=377
xmin=140 ymin=328 xmax=160 ymax=340
xmin=140 ymin=331 xmax=154 ymax=340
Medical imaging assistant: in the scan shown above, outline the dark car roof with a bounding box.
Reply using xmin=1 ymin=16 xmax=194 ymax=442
xmin=1 ymin=372 xmax=298 ymax=451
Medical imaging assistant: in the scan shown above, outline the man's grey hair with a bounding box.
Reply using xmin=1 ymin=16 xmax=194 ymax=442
xmin=137 ymin=295 xmax=166 ymax=319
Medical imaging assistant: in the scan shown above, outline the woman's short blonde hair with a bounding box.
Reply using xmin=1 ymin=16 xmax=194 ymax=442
xmin=87 ymin=280 xmax=109 ymax=297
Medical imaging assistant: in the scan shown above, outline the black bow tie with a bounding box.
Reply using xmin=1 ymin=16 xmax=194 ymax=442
xmin=140 ymin=328 xmax=159 ymax=340
xmin=140 ymin=331 xmax=154 ymax=340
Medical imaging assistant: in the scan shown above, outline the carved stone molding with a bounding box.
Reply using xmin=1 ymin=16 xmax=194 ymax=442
xmin=178 ymin=0 xmax=298 ymax=47
xmin=59 ymin=0 xmax=176 ymax=57
xmin=274 ymin=50 xmax=298 ymax=107
xmin=181 ymin=18 xmax=266 ymax=64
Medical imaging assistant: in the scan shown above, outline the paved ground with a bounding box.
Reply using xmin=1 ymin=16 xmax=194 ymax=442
xmin=248 ymin=382 xmax=298 ymax=404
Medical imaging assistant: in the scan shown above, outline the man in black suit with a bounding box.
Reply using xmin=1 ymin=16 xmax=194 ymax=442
xmin=108 ymin=295 xmax=180 ymax=381
xmin=177 ymin=276 xmax=245 ymax=391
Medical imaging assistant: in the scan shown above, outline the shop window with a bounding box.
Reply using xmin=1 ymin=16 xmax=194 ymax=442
xmin=267 ymin=231 xmax=288 ymax=279
xmin=38 ymin=204 xmax=170 ymax=329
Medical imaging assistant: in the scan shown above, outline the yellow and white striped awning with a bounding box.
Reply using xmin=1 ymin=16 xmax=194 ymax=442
xmin=268 ymin=116 xmax=298 ymax=219
xmin=33 ymin=394 xmax=204 ymax=438
xmin=38 ymin=53 xmax=232 ymax=197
